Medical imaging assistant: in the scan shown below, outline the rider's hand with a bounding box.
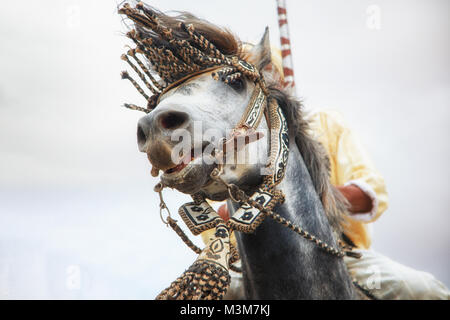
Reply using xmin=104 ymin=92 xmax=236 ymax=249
xmin=337 ymin=185 xmax=373 ymax=214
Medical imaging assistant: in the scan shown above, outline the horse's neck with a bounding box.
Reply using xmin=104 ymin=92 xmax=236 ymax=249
xmin=232 ymin=142 xmax=356 ymax=299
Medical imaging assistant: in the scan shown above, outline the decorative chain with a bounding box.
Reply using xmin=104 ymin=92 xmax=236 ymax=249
xmin=156 ymin=183 xmax=242 ymax=270
xmin=210 ymin=168 xmax=361 ymax=259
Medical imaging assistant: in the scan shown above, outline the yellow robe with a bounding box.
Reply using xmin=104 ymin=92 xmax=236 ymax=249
xmin=307 ymin=110 xmax=388 ymax=249
xmin=201 ymin=110 xmax=388 ymax=250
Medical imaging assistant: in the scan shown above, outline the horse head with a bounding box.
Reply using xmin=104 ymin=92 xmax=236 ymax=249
xmin=134 ymin=24 xmax=274 ymax=199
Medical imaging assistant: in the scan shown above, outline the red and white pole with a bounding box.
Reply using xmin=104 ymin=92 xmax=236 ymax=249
xmin=276 ymin=0 xmax=297 ymax=96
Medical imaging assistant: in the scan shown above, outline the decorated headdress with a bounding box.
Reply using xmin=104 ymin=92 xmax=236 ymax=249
xmin=119 ymin=2 xmax=267 ymax=113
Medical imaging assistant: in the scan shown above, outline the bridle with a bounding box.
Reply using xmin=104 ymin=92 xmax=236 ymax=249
xmin=118 ymin=2 xmax=363 ymax=300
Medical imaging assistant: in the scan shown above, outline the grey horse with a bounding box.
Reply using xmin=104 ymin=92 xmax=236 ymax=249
xmin=132 ymin=8 xmax=357 ymax=299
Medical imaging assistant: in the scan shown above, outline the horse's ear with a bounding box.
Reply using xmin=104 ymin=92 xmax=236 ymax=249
xmin=247 ymin=27 xmax=271 ymax=71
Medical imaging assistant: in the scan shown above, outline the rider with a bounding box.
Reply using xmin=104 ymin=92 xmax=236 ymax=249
xmin=201 ymin=49 xmax=449 ymax=300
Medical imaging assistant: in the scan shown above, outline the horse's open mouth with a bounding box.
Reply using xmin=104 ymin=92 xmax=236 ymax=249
xmin=164 ymin=158 xmax=189 ymax=174
xmin=163 ymin=143 xmax=213 ymax=175
xmin=160 ymin=143 xmax=217 ymax=194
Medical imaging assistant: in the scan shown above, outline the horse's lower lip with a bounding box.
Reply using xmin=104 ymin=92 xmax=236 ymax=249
xmin=164 ymin=143 xmax=212 ymax=174
xmin=164 ymin=157 xmax=192 ymax=174
xmin=160 ymin=154 xmax=217 ymax=194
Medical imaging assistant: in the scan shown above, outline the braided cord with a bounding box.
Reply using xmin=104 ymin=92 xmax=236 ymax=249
xmin=167 ymin=217 xmax=202 ymax=255
xmin=160 ymin=191 xmax=241 ymax=270
xmin=266 ymin=210 xmax=344 ymax=257
xmin=238 ymin=191 xmax=344 ymax=257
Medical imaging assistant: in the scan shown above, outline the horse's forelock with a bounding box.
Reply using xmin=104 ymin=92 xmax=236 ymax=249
xmin=137 ymin=5 xmax=241 ymax=57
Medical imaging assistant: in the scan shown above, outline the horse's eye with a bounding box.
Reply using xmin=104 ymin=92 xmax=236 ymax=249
xmin=227 ymin=78 xmax=245 ymax=92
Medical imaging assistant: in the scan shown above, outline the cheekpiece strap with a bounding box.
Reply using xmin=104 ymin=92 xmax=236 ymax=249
xmin=236 ymin=83 xmax=267 ymax=130
xmin=266 ymin=98 xmax=290 ymax=185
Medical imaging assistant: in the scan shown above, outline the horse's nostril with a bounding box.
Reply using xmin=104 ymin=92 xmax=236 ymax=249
xmin=158 ymin=111 xmax=189 ymax=130
xmin=137 ymin=124 xmax=147 ymax=146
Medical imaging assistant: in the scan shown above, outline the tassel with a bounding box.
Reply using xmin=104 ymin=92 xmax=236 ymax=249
xmin=122 ymin=103 xmax=149 ymax=113
xmin=156 ymin=222 xmax=231 ymax=300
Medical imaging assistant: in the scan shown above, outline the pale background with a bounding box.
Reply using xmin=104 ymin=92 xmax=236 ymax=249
xmin=0 ymin=0 xmax=448 ymax=299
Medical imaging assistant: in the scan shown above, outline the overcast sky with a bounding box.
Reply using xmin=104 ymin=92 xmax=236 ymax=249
xmin=0 ymin=0 xmax=448 ymax=298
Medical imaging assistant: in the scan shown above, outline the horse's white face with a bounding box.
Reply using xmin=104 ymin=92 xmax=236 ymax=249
xmin=137 ymin=72 xmax=269 ymax=199
xmin=136 ymin=29 xmax=272 ymax=199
